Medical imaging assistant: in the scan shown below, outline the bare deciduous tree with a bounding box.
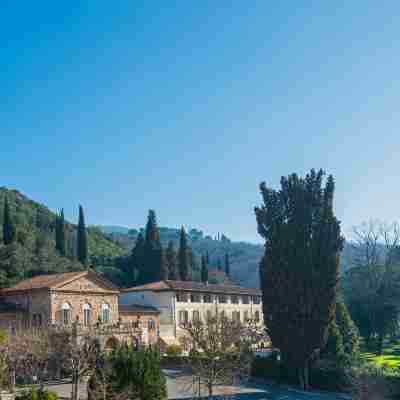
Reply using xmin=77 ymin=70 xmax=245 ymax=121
xmin=180 ymin=314 xmax=257 ymax=398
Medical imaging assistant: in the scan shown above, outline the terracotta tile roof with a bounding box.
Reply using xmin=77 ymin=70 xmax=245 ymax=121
xmin=123 ymin=280 xmax=261 ymax=296
xmin=119 ymin=304 xmax=160 ymax=314
xmin=1 ymin=270 xmax=119 ymax=293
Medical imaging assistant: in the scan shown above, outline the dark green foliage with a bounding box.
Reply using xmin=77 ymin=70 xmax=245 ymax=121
xmin=178 ymin=226 xmax=190 ymax=281
xmin=142 ymin=210 xmax=165 ymax=283
xmin=336 ymin=300 xmax=359 ymax=356
xmin=55 ymin=209 xmax=66 ymax=256
xmin=255 ymin=169 xmax=344 ymax=389
xmin=343 ymin=263 xmax=400 ymax=354
xmin=16 ymin=387 xmax=58 ymax=400
xmin=166 ymin=240 xmax=179 ymax=280
xmin=3 ymin=196 xmax=16 ymax=245
xmin=0 ymin=188 xmax=125 ymax=288
xmin=110 ymin=346 xmax=167 ymax=400
xmin=127 ymin=233 xmax=145 ymax=286
xmin=77 ymin=205 xmax=88 ymax=265
xmin=217 ymin=258 xmax=222 ymax=271
xmin=224 ymin=253 xmax=230 ymax=276
xmin=201 ymin=255 xmax=208 ymax=283
xmin=323 ymin=320 xmax=344 ymax=360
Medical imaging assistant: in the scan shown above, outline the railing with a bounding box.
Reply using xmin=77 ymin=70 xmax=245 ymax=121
xmin=49 ymin=322 xmax=142 ymax=336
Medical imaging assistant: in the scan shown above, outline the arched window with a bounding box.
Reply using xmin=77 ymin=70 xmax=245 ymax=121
xmin=148 ymin=319 xmax=156 ymax=330
xmin=83 ymin=303 xmax=92 ymax=326
xmin=61 ymin=302 xmax=72 ymax=325
xmin=102 ymin=303 xmax=110 ymax=324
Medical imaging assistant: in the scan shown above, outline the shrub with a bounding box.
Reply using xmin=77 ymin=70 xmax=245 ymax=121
xmin=16 ymin=387 xmax=58 ymax=400
xmin=165 ymin=344 xmax=182 ymax=357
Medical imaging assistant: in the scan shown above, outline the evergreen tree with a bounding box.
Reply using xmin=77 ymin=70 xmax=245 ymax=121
xmin=178 ymin=226 xmax=190 ymax=281
xmin=206 ymin=251 xmax=210 ymax=265
xmin=224 ymin=253 xmax=230 ymax=276
xmin=155 ymin=247 xmax=168 ymax=281
xmin=217 ymin=258 xmax=222 ymax=271
xmin=255 ymin=169 xmax=344 ymax=389
xmin=335 ymin=300 xmax=359 ymax=356
xmin=130 ymin=233 xmax=146 ymax=285
xmin=77 ymin=205 xmax=88 ymax=265
xmin=143 ymin=210 xmax=164 ymax=283
xmin=3 ymin=196 xmax=16 ymax=245
xmin=166 ymin=241 xmax=179 ymax=280
xmin=201 ymin=255 xmax=208 ymax=283
xmin=55 ymin=209 xmax=66 ymax=256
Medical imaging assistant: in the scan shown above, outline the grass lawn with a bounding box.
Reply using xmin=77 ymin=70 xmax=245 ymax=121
xmin=360 ymin=340 xmax=400 ymax=370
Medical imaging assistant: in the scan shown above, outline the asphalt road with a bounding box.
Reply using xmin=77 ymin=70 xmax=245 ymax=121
xmin=33 ymin=370 xmax=351 ymax=400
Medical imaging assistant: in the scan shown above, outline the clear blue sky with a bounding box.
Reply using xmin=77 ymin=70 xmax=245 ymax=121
xmin=2 ymin=2 xmax=400 ymax=242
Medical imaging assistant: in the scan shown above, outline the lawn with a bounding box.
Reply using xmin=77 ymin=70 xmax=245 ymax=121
xmin=360 ymin=340 xmax=400 ymax=370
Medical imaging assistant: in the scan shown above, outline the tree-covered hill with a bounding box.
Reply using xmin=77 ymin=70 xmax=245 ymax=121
xmin=100 ymin=225 xmax=355 ymax=288
xmin=0 ymin=188 xmax=126 ymax=287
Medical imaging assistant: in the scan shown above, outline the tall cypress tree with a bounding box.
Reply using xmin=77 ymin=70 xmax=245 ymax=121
xmin=178 ymin=226 xmax=190 ymax=281
xmin=55 ymin=209 xmax=66 ymax=256
xmin=206 ymin=252 xmax=210 ymax=265
xmin=224 ymin=253 xmax=230 ymax=276
xmin=255 ymin=169 xmax=344 ymax=389
xmin=3 ymin=196 xmax=15 ymax=245
xmin=201 ymin=255 xmax=208 ymax=283
xmin=77 ymin=205 xmax=88 ymax=265
xmin=143 ymin=210 xmax=165 ymax=283
xmin=217 ymin=258 xmax=222 ymax=271
xmin=166 ymin=240 xmax=179 ymax=280
xmin=132 ymin=233 xmax=146 ymax=285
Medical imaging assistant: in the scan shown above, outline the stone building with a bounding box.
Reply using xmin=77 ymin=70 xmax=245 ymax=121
xmin=0 ymin=271 xmax=160 ymax=349
xmin=120 ymin=280 xmax=265 ymax=348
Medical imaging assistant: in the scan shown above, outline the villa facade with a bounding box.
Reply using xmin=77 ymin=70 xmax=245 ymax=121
xmin=0 ymin=271 xmax=160 ymax=349
xmin=120 ymin=280 xmax=265 ymax=347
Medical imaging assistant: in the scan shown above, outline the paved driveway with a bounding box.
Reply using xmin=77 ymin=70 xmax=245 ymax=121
xmin=37 ymin=370 xmax=351 ymax=400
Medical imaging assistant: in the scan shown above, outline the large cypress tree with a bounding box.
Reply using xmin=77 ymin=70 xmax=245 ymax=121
xmin=178 ymin=226 xmax=190 ymax=281
xmin=224 ymin=253 xmax=230 ymax=276
xmin=201 ymin=255 xmax=208 ymax=283
xmin=77 ymin=205 xmax=88 ymax=265
xmin=166 ymin=240 xmax=179 ymax=280
xmin=255 ymin=169 xmax=344 ymax=390
xmin=55 ymin=209 xmax=66 ymax=256
xmin=3 ymin=196 xmax=16 ymax=245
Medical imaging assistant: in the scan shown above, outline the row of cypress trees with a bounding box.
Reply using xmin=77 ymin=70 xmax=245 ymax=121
xmin=128 ymin=210 xmax=231 ymax=286
xmin=1 ymin=195 xmax=88 ymax=266
xmin=129 ymin=210 xmax=194 ymax=284
xmin=55 ymin=205 xmax=88 ymax=265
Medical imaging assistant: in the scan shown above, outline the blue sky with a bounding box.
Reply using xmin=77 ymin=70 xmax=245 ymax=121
xmin=1 ymin=2 xmax=400 ymax=242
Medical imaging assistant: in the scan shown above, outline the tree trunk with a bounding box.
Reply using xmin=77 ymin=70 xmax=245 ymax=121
xmin=71 ymin=371 xmax=79 ymax=400
xmin=378 ymin=334 xmax=384 ymax=355
xmin=208 ymin=382 xmax=213 ymax=398
xmin=10 ymin=368 xmax=16 ymax=393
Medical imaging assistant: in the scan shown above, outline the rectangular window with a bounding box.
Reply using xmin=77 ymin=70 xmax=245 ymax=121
xmin=192 ymin=310 xmax=200 ymax=322
xmin=242 ymin=296 xmax=250 ymax=304
xmin=203 ymin=294 xmax=212 ymax=303
xmin=231 ymin=296 xmax=239 ymax=304
xmin=206 ymin=310 xmax=213 ymax=321
xmin=179 ymin=310 xmax=189 ymax=324
xmin=243 ymin=310 xmax=249 ymax=323
xmin=218 ymin=295 xmax=227 ymax=304
xmin=62 ymin=310 xmax=71 ymax=325
xmin=252 ymin=296 xmax=261 ymax=304
xmin=84 ymin=309 xmax=91 ymax=326
xmin=102 ymin=309 xmax=110 ymax=324
xmin=254 ymin=310 xmax=260 ymax=323
xmin=232 ymin=311 xmax=240 ymax=322
xmin=177 ymin=293 xmax=188 ymax=302
xmin=190 ymin=293 xmax=201 ymax=303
